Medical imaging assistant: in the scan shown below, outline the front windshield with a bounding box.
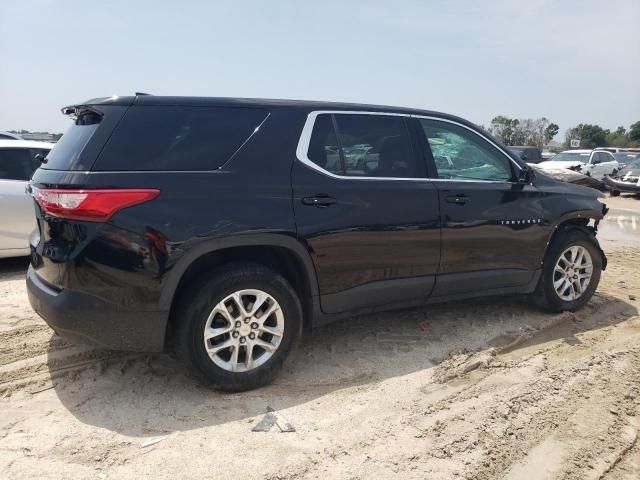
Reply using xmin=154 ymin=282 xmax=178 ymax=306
xmin=625 ymin=158 xmax=640 ymax=170
xmin=615 ymin=153 xmax=639 ymax=164
xmin=550 ymin=152 xmax=590 ymax=163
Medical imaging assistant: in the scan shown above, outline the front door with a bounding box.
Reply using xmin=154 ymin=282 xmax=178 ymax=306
xmin=292 ymin=112 xmax=440 ymax=314
xmin=588 ymin=151 xmax=617 ymax=180
xmin=416 ymin=118 xmax=546 ymax=297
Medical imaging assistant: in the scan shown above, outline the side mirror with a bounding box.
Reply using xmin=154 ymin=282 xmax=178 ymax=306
xmin=518 ymin=167 xmax=533 ymax=184
xmin=35 ymin=153 xmax=47 ymax=164
xmin=521 ymin=154 xmax=528 ymax=161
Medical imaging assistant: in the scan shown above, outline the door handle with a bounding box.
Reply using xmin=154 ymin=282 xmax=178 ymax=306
xmin=302 ymin=195 xmax=336 ymax=207
xmin=445 ymin=194 xmax=468 ymax=205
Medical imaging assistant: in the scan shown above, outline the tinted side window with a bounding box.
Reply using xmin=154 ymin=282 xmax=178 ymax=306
xmin=0 ymin=148 xmax=33 ymax=181
xmin=334 ymin=115 xmax=419 ymax=178
xmin=420 ymin=119 xmax=513 ymax=181
xmin=307 ymin=114 xmax=342 ymax=175
xmin=529 ymin=149 xmax=541 ymax=161
xmin=95 ymin=106 xmax=268 ymax=171
xmin=44 ymin=111 xmax=102 ymax=171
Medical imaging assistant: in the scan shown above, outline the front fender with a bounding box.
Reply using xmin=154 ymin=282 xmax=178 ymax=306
xmin=543 ymin=215 xmax=608 ymax=271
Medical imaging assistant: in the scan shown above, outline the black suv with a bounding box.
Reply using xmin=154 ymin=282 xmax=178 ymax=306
xmin=27 ymin=95 xmax=608 ymax=391
xmin=508 ymin=146 xmax=543 ymax=163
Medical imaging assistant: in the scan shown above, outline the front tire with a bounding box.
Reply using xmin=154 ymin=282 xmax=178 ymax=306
xmin=610 ymin=190 xmax=620 ymax=197
xmin=532 ymin=229 xmax=602 ymax=312
xmin=174 ymin=262 xmax=303 ymax=391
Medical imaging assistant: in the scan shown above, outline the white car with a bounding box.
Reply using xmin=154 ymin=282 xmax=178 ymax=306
xmin=537 ymin=149 xmax=620 ymax=181
xmin=0 ymin=140 xmax=54 ymax=258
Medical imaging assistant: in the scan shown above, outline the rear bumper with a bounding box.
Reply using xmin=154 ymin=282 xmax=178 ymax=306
xmin=27 ymin=265 xmax=168 ymax=352
xmin=603 ymin=177 xmax=640 ymax=193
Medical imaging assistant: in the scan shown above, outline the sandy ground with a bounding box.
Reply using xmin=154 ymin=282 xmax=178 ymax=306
xmin=1 ymin=193 xmax=639 ymax=479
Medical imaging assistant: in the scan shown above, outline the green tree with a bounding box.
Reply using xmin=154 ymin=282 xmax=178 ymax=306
xmin=489 ymin=116 xmax=517 ymax=145
xmin=544 ymin=123 xmax=559 ymax=143
xmin=489 ymin=116 xmax=557 ymax=147
xmin=629 ymin=121 xmax=640 ymax=143
xmin=606 ymin=128 xmax=629 ymax=148
xmin=564 ymin=124 xmax=609 ymax=149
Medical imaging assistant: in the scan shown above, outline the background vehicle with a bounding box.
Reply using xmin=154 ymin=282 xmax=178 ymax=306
xmin=595 ymin=147 xmax=634 ymax=153
xmin=612 ymin=151 xmax=639 ymax=168
xmin=0 ymin=140 xmax=53 ymax=258
xmin=508 ymin=146 xmax=543 ymax=163
xmin=27 ymin=95 xmax=607 ymax=391
xmin=538 ymin=149 xmax=619 ymax=180
xmin=603 ymin=157 xmax=640 ymax=195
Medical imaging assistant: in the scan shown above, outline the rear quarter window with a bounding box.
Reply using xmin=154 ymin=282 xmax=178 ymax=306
xmin=94 ymin=106 xmax=268 ymax=171
xmin=43 ymin=105 xmax=127 ymax=171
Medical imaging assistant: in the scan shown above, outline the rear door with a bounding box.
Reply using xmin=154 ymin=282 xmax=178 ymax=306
xmin=0 ymin=147 xmax=37 ymax=253
xmin=292 ymin=112 xmax=440 ymax=314
xmin=416 ymin=117 xmax=546 ymax=297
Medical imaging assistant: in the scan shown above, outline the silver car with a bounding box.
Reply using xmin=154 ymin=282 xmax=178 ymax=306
xmin=0 ymin=140 xmax=53 ymax=258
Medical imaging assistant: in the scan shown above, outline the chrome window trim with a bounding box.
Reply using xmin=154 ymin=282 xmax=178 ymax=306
xmin=295 ymin=110 xmax=523 ymax=183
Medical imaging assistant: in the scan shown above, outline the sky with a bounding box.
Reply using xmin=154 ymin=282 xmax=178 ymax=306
xmin=1 ymin=0 xmax=639 ymax=139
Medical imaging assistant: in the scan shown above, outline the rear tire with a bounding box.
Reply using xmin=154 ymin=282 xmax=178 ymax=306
xmin=531 ymin=229 xmax=602 ymax=312
xmin=174 ymin=262 xmax=303 ymax=391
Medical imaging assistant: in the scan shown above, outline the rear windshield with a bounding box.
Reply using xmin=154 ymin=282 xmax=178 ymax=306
xmin=43 ymin=111 xmax=101 ymax=170
xmin=93 ymin=106 xmax=268 ymax=171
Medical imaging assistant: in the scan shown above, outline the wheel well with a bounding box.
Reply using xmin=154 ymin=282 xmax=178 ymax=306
xmin=166 ymin=246 xmax=314 ymax=347
xmin=543 ymin=218 xmax=598 ymax=266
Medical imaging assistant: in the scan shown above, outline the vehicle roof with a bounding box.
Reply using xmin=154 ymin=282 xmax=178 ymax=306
xmin=509 ymin=145 xmax=539 ymax=149
xmin=560 ymin=149 xmax=592 ymax=154
xmin=69 ymin=94 xmax=476 ymax=127
xmin=0 ymin=139 xmax=55 ymax=149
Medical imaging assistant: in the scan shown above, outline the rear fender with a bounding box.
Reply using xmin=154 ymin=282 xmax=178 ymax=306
xmin=160 ymin=233 xmax=320 ymax=310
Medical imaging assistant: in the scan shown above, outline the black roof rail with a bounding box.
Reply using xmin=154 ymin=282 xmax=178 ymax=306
xmin=135 ymin=92 xmax=152 ymax=96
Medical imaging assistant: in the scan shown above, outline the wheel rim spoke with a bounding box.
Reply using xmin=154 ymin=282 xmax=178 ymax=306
xmin=206 ymin=338 xmax=234 ymax=354
xmin=257 ymin=303 xmax=279 ymax=324
xmin=229 ymin=345 xmax=239 ymax=372
xmin=254 ymin=338 xmax=276 ymax=352
xmin=259 ymin=326 xmax=283 ymax=337
xmin=204 ymin=324 xmax=233 ymax=341
xmin=248 ymin=292 xmax=268 ymax=316
xmin=231 ymin=292 xmax=248 ymax=317
xmin=246 ymin=343 xmax=255 ymax=370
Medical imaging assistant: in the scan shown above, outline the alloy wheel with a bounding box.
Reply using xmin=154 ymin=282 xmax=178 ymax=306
xmin=203 ymin=289 xmax=284 ymax=372
xmin=553 ymin=246 xmax=593 ymax=301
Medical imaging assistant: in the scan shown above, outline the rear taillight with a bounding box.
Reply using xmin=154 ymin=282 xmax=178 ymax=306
xmin=34 ymin=188 xmax=160 ymax=222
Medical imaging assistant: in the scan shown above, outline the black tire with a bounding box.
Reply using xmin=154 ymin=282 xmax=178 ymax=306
xmin=610 ymin=190 xmax=620 ymax=197
xmin=174 ymin=262 xmax=303 ymax=391
xmin=531 ymin=229 xmax=602 ymax=312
